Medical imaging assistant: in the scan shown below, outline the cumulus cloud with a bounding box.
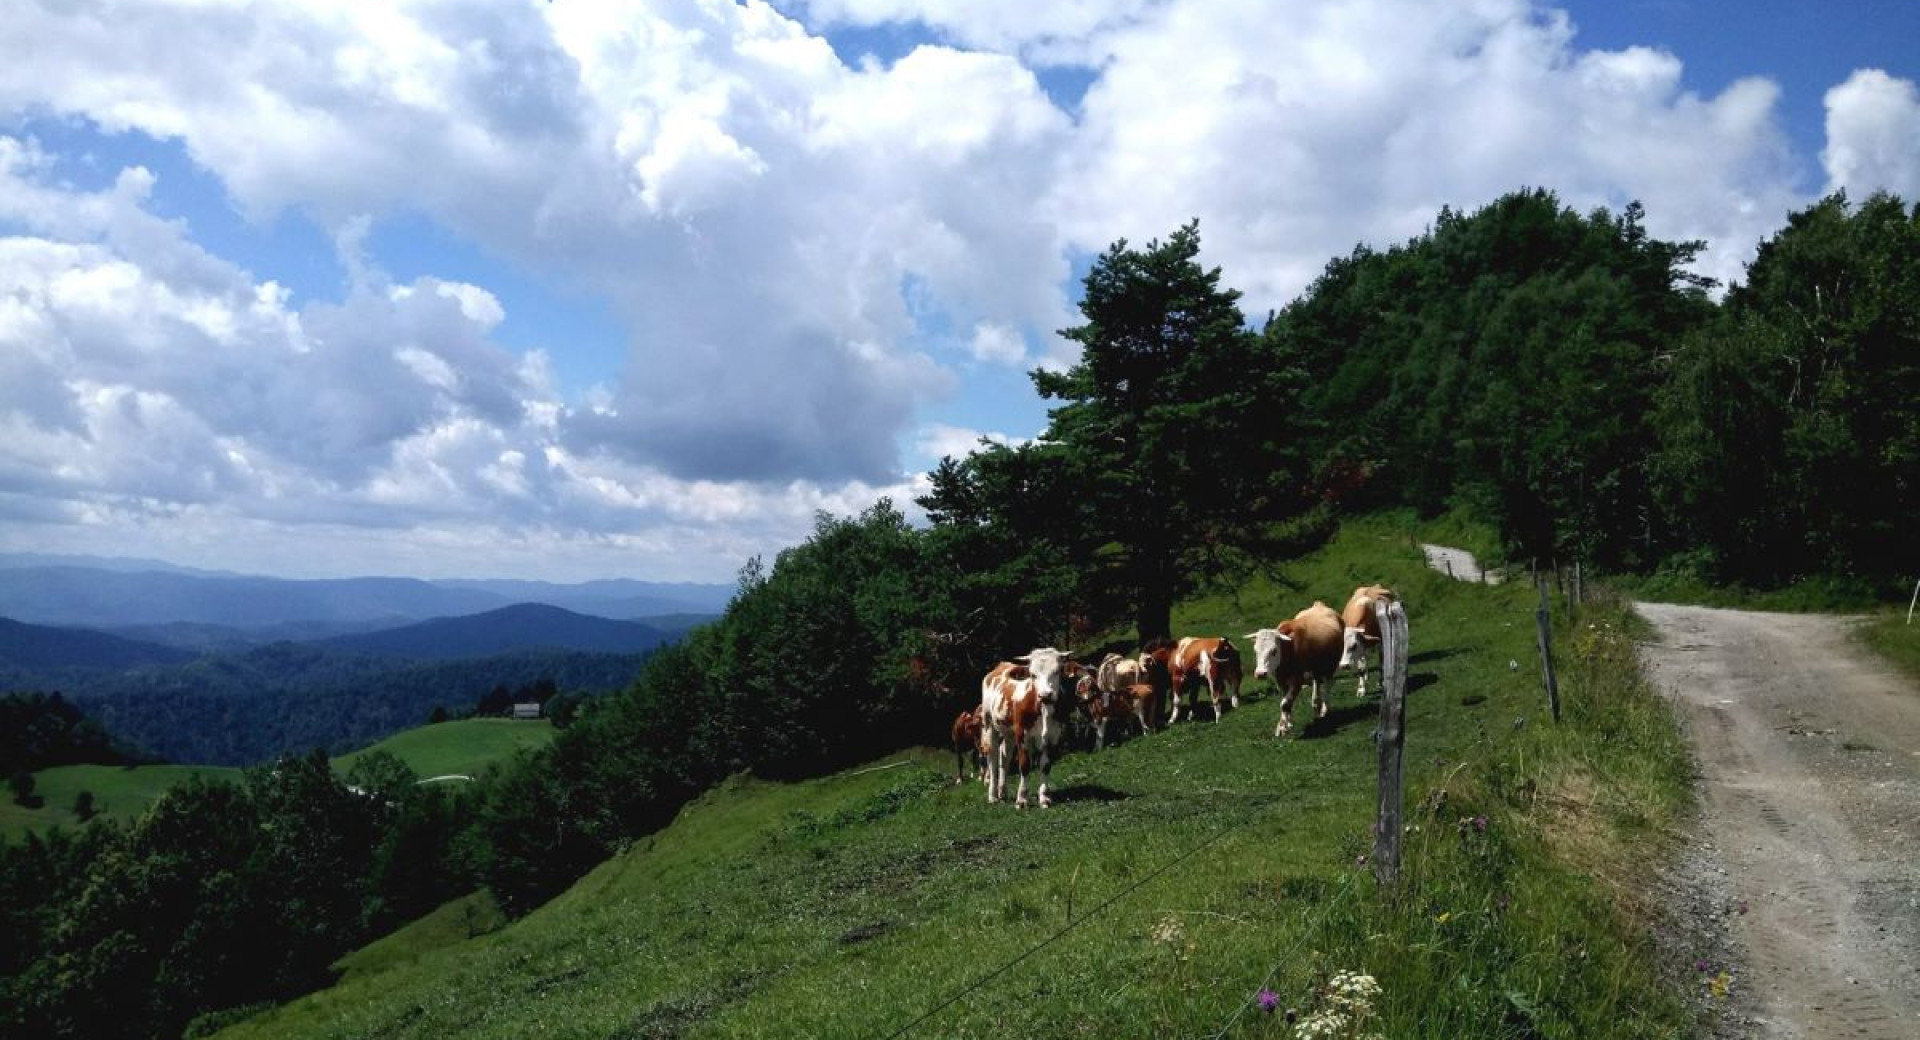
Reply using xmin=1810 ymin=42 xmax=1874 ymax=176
xmin=0 ymin=145 xmax=921 ymax=579
xmin=1049 ymin=0 xmax=1805 ymax=309
xmin=1823 ymin=68 xmax=1920 ymax=200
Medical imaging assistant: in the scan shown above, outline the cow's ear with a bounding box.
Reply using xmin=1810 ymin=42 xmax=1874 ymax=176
xmin=1243 ymin=632 xmax=1260 ymax=640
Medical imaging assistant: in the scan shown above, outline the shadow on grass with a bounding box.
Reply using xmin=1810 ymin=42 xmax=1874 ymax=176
xmin=1409 ymin=647 xmax=1469 ymax=665
xmin=1049 ymin=783 xmax=1132 ymax=804
xmin=1298 ymin=702 xmax=1376 ymax=740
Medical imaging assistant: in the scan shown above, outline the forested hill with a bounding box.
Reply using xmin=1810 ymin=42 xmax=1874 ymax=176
xmin=318 ymin=603 xmax=677 ymax=660
xmin=0 ymin=617 xmax=196 ymax=671
xmin=1 ymin=645 xmax=649 ymax=766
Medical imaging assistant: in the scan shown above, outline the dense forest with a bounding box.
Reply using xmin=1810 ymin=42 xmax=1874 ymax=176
xmin=2 ymin=189 xmax=1914 ymax=1040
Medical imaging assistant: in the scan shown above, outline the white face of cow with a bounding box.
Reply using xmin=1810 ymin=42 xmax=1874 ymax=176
xmin=1339 ymin=627 xmax=1371 ymax=670
xmin=1246 ymin=629 xmax=1289 ymax=680
xmin=1017 ymin=647 xmax=1068 ymax=703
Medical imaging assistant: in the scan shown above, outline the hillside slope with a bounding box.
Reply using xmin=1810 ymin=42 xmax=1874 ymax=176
xmin=0 ymin=617 xmax=197 ymax=670
xmin=217 ymin=519 xmax=1699 ymax=1040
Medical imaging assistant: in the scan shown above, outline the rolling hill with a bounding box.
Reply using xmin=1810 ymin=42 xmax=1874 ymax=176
xmin=319 ymin=603 xmax=674 ymax=660
xmin=0 ymin=617 xmax=197 ymax=670
xmin=333 ymin=718 xmax=558 ymax=779
xmin=0 ymin=560 xmax=731 ymax=630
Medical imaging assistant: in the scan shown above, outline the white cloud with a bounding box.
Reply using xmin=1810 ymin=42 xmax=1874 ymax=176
xmin=1823 ymin=68 xmax=1920 ymax=200
xmin=914 ymin=422 xmax=1025 ymax=464
xmin=0 ymin=0 xmax=1905 ymax=580
xmin=1053 ymin=0 xmax=1804 ymax=305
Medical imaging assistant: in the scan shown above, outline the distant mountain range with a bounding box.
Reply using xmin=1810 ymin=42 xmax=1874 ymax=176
xmin=0 ymin=607 xmax=685 ymax=765
xmin=0 ymin=556 xmax=731 ymax=765
xmin=0 ymin=554 xmax=733 ymax=629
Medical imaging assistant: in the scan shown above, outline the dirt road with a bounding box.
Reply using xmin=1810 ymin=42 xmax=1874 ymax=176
xmin=1636 ymin=602 xmax=1920 ymax=1038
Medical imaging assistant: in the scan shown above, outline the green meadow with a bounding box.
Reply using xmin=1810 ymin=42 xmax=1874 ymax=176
xmin=4 ymin=718 xmax=555 ymax=843
xmin=216 ymin=517 xmax=1699 ymax=1040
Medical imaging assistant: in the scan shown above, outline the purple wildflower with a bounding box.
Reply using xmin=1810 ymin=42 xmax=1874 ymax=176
xmin=1257 ymin=988 xmax=1280 ymax=1013
xmin=1473 ymin=815 xmax=1488 ymax=832
xmin=1694 ymin=959 xmax=1709 ymax=973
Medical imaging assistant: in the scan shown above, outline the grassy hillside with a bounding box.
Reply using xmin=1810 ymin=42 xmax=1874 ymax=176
xmin=1856 ymin=613 xmax=1920 ymax=683
xmin=334 ymin=718 xmax=556 ymax=779
xmin=0 ymin=763 xmax=241 ymax=839
xmin=217 ymin=518 xmax=1697 ymax=1039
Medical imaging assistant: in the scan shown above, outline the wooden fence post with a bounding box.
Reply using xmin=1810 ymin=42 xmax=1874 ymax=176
xmin=1372 ymin=598 xmax=1411 ymax=886
xmin=1535 ymin=577 xmax=1561 ymax=723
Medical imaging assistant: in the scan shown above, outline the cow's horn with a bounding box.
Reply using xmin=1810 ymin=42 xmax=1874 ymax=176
xmin=1012 ymin=654 xmax=1030 ymax=662
xmin=1275 ymin=632 xmax=1293 ymax=642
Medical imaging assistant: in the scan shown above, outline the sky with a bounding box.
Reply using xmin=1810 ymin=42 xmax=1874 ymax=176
xmin=0 ymin=1 xmax=1916 ymax=584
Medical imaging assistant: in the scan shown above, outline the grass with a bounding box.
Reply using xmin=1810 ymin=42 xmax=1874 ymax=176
xmin=0 ymin=763 xmax=241 ymax=841
xmin=214 ymin=516 xmax=1697 ymax=1040
xmin=1608 ymin=569 xmax=1895 ymax=613
xmin=331 ymin=891 xmax=509 ymax=986
xmin=1855 ymin=612 xmax=1920 ymax=684
xmin=334 ymin=718 xmax=556 ymax=779
xmin=4 ymin=719 xmax=554 ymax=844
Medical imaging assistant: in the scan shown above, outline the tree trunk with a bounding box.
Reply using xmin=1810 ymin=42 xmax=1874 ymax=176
xmin=1136 ymin=587 xmax=1172 ymax=645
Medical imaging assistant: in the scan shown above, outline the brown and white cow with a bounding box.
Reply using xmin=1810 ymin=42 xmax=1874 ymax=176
xmin=1246 ymin=602 xmax=1345 ymax=736
xmin=1338 ymin=584 xmax=1397 ymax=698
xmin=980 ymin=648 xmax=1073 ymax=807
xmin=950 ymin=708 xmax=985 ymax=785
xmin=1166 ymin=636 xmax=1244 ymax=724
xmin=1071 ymin=654 xmax=1151 ymax=750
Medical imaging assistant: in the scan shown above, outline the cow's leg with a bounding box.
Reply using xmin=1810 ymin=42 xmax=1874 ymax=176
xmin=1275 ymin=681 xmax=1297 ymax=737
xmin=1313 ymin=677 xmax=1329 ymax=719
xmin=1229 ymin=673 xmax=1242 ymax=710
xmin=986 ymin=730 xmax=1004 ymax=803
xmin=1355 ymin=652 xmax=1370 ymax=699
xmin=1094 ymin=716 xmax=1107 ymax=751
xmin=1166 ymin=683 xmax=1183 ymax=725
xmin=1210 ymin=679 xmax=1225 ymax=723
xmin=1037 ymin=748 xmax=1054 ymax=808
xmin=1014 ymin=752 xmax=1030 ymax=809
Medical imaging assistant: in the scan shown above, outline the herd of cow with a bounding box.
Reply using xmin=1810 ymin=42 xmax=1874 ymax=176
xmin=951 ymin=584 xmax=1398 ymax=809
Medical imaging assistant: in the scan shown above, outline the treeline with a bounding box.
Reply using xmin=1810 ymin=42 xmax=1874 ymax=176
xmin=1 ymin=646 xmax=649 ymax=766
xmin=0 ymin=752 xmax=480 ymax=1040
xmin=1 ymin=693 xmax=130 ymax=778
xmin=1283 ymin=190 xmax=1918 ymax=587
xmin=3 ymin=188 xmax=1913 ymax=1039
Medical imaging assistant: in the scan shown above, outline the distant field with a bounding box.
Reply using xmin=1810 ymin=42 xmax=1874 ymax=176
xmin=334 ymin=718 xmax=556 ymax=780
xmin=0 ymin=763 xmax=241 ymax=840
xmin=3 ymin=719 xmax=554 ymax=843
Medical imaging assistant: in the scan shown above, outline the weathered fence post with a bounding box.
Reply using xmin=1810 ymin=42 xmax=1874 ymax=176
xmin=1535 ymin=577 xmax=1561 ymax=723
xmin=1371 ymin=598 xmax=1411 ymax=886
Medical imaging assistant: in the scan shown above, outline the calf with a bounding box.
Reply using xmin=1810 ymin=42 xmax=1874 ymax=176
xmin=1167 ymin=637 xmax=1244 ymax=724
xmin=949 ymin=708 xmax=985 ymax=785
xmin=1338 ymin=584 xmax=1397 ymax=698
xmin=1246 ymin=602 xmax=1345 ymax=736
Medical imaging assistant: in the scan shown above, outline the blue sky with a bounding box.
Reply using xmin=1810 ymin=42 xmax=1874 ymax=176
xmin=0 ymin=0 xmax=1915 ymax=582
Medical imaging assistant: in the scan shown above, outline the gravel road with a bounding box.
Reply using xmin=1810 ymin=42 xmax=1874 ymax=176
xmin=1636 ymin=602 xmax=1920 ymax=1039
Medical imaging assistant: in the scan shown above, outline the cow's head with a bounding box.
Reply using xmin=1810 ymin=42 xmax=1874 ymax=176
xmin=1338 ymin=626 xmax=1379 ymax=670
xmin=1245 ymin=625 xmax=1293 ymax=680
xmin=1013 ymin=646 xmax=1071 ymax=702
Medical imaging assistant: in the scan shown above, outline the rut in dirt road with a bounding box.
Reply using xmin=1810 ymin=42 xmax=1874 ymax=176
xmin=1636 ymin=602 xmax=1920 ymax=1040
